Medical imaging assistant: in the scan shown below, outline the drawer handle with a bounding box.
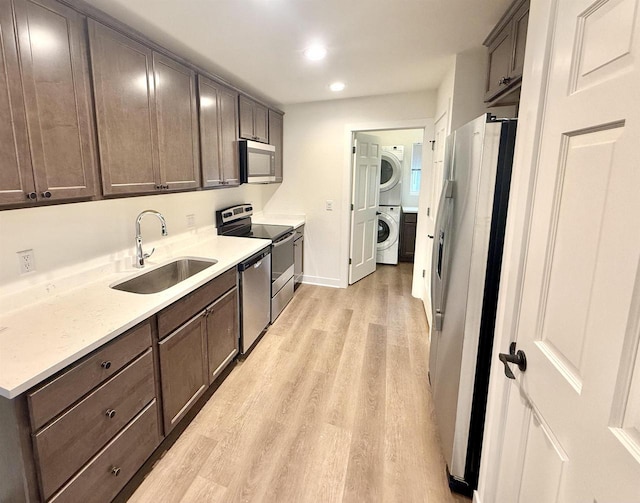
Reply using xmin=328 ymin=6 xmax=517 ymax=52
xmin=101 ymin=361 xmax=112 ymax=369
xmin=111 ymin=466 xmax=121 ymax=477
xmin=105 ymin=409 xmax=116 ymax=419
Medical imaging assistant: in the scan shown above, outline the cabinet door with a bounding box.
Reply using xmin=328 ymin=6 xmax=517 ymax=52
xmin=485 ymin=26 xmax=513 ymax=101
xmin=158 ymin=312 xmax=208 ymax=434
xmin=0 ymin=0 xmax=34 ymax=206
xmin=88 ymin=20 xmax=159 ymax=195
xmin=14 ymin=0 xmax=97 ymax=203
xmin=400 ymin=213 xmax=417 ymax=262
xmin=253 ymin=102 xmax=268 ymax=143
xmin=153 ymin=52 xmax=200 ymax=191
xmin=268 ymin=110 xmax=283 ymax=182
xmin=219 ymin=85 xmax=239 ymax=185
xmin=199 ymin=76 xmax=238 ymax=187
xmin=509 ymin=1 xmax=529 ymax=81
xmin=198 ymin=75 xmax=222 ymax=187
xmin=238 ymin=95 xmax=254 ymax=140
xmin=206 ymin=288 xmax=238 ymax=384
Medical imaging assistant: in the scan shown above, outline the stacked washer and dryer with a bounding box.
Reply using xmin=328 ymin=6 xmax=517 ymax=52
xmin=376 ymin=146 xmax=403 ymax=265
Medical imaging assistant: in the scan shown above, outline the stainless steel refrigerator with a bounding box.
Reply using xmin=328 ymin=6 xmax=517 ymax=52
xmin=430 ymin=114 xmax=517 ymax=495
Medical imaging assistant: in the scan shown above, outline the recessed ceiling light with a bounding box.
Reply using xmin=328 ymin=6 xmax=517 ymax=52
xmin=330 ymin=82 xmax=346 ymax=92
xmin=304 ymin=45 xmax=327 ymax=61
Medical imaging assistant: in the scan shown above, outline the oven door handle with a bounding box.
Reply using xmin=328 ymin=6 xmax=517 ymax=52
xmin=272 ymin=232 xmax=295 ymax=248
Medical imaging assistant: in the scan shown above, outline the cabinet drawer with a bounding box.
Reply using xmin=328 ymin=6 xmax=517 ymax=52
xmin=157 ymin=268 xmax=236 ymax=339
xmin=403 ymin=212 xmax=417 ymax=224
xmin=34 ymin=350 xmax=155 ymax=500
xmin=49 ymin=400 xmax=160 ymax=503
xmin=28 ymin=321 xmax=152 ymax=431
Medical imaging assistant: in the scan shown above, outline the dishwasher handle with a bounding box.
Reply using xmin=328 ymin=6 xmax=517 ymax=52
xmin=238 ymin=247 xmax=271 ymax=271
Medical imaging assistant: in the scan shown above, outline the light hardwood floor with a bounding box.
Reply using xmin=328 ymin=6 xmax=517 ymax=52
xmin=129 ymin=263 xmax=470 ymax=503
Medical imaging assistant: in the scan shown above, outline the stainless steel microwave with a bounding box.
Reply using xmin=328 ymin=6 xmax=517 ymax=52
xmin=239 ymin=140 xmax=276 ymax=183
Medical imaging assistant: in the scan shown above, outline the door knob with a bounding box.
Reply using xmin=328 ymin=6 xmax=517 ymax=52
xmin=498 ymin=342 xmax=527 ymax=379
xmin=428 ymin=234 xmax=434 ymax=239
xmin=376 ymin=211 xmax=381 ymax=215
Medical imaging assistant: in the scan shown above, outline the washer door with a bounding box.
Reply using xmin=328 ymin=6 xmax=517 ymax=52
xmin=379 ymin=151 xmax=402 ymax=191
xmin=377 ymin=212 xmax=399 ymax=250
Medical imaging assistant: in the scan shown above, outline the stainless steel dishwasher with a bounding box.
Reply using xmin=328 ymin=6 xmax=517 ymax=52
xmin=237 ymin=246 xmax=271 ymax=355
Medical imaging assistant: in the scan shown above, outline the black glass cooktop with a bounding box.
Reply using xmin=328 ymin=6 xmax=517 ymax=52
xmin=226 ymin=223 xmax=293 ymax=241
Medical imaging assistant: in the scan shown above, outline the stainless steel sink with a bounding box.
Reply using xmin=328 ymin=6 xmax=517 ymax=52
xmin=111 ymin=258 xmax=218 ymax=294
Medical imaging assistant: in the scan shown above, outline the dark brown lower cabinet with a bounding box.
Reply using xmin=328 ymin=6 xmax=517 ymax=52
xmin=2 ymin=272 xmax=239 ymax=502
xmin=158 ymin=272 xmax=239 ymax=435
xmin=49 ymin=400 xmax=159 ymax=503
xmin=399 ymin=212 xmax=417 ymax=262
xmin=158 ymin=312 xmax=209 ymax=434
xmin=207 ymin=287 xmax=239 ymax=384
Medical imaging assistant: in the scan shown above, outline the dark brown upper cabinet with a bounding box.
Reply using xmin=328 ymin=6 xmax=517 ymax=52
xmin=268 ymin=110 xmax=283 ymax=183
xmin=198 ymin=75 xmax=240 ymax=187
xmin=484 ymin=0 xmax=529 ymax=105
xmin=0 ymin=0 xmax=98 ymax=207
xmin=153 ymin=53 xmax=201 ymax=191
xmin=89 ymin=20 xmax=200 ymax=196
xmin=238 ymin=95 xmax=268 ymax=143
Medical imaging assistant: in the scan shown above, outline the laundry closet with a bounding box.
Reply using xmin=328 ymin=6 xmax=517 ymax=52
xmin=375 ymin=129 xmax=423 ymax=266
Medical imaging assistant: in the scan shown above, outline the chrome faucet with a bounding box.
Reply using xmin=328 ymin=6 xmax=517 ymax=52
xmin=135 ymin=210 xmax=168 ymax=268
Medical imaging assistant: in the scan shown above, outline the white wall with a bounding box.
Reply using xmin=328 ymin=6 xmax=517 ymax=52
xmin=263 ymin=90 xmax=436 ymax=287
xmin=0 ymin=185 xmax=277 ymax=290
xmin=375 ymin=129 xmax=425 ymax=208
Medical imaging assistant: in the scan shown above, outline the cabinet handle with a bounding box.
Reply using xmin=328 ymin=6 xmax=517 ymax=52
xmin=42 ymin=191 xmax=52 ymax=198
xmin=163 ymin=184 xmax=169 ymax=190
xmin=105 ymin=408 xmax=116 ymax=419
xmin=26 ymin=192 xmax=37 ymax=200
xmin=101 ymin=360 xmax=112 ymax=369
xmin=111 ymin=466 xmax=121 ymax=477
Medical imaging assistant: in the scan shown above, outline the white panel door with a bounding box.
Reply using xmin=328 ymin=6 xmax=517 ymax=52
xmin=494 ymin=0 xmax=640 ymax=501
xmin=349 ymin=132 xmax=381 ymax=284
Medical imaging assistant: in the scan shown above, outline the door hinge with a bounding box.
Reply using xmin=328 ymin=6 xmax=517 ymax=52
xmin=352 ymin=146 xmax=356 ymax=154
xmin=422 ymin=269 xmax=426 ymax=278
xmin=351 ymin=203 xmax=354 ymax=211
xmin=427 ymin=207 xmax=431 ymax=217
xmin=430 ymin=140 xmax=435 ymax=151
xmin=349 ymin=258 xmax=352 ymax=265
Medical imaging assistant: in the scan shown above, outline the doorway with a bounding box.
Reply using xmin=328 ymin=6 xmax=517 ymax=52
xmin=348 ymin=126 xmax=432 ymax=286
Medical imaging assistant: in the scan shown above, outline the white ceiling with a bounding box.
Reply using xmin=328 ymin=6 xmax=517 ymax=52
xmin=82 ymin=0 xmax=513 ymax=106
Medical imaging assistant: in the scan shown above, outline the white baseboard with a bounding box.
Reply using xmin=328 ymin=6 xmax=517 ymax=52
xmin=300 ymin=275 xmax=343 ymax=288
xmin=473 ymin=490 xmax=482 ymax=503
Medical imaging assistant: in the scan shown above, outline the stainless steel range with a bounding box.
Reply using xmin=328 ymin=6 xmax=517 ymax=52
xmin=217 ymin=204 xmax=295 ymax=323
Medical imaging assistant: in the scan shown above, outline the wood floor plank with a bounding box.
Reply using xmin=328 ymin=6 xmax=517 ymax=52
xmin=342 ymin=323 xmax=387 ymax=503
xmin=178 ymin=476 xmax=226 ymax=502
xmin=127 ymin=430 xmax=217 ymax=503
xmin=300 ymin=422 xmax=352 ymax=503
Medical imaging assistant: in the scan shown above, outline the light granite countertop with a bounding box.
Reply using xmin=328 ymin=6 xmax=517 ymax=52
xmin=0 ymin=232 xmax=269 ymax=399
xmin=252 ymin=212 xmax=305 ymax=229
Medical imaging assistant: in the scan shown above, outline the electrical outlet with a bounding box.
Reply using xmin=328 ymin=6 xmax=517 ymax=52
xmin=186 ymin=214 xmax=195 ymax=229
xmin=17 ymin=249 xmax=35 ymax=274
xmin=325 ymin=200 xmax=334 ymax=211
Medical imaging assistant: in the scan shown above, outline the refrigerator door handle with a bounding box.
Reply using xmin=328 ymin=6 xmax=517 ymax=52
xmin=431 ymin=179 xmax=454 ymax=332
